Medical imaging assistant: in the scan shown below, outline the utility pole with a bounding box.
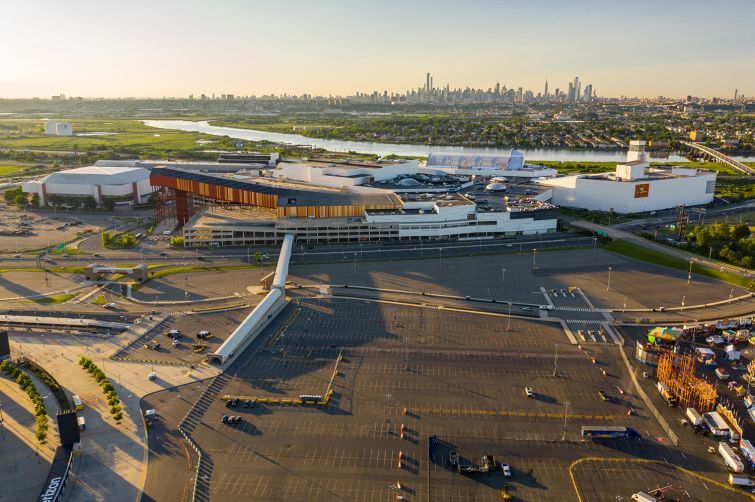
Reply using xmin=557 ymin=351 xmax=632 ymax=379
xmin=507 ymin=302 xmax=512 ymax=332
xmin=532 ymin=248 xmax=537 ymax=270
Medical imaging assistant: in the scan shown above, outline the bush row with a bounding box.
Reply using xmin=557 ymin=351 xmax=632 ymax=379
xmin=0 ymin=360 xmax=49 ymax=442
xmin=78 ymin=357 xmax=123 ymax=422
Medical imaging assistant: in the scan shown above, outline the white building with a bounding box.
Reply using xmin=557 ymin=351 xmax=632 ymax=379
xmin=540 ymin=160 xmax=716 ymax=213
xmin=425 ymin=151 xmax=557 ymax=179
xmin=363 ymin=192 xmax=556 ymax=240
xmin=22 ymin=165 xmax=155 ymax=208
xmin=43 ymin=121 xmax=73 ymax=136
xmin=272 ymin=159 xmax=418 ymax=187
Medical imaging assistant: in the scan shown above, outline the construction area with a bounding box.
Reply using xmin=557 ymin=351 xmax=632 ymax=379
xmin=657 ymin=352 xmax=718 ymax=412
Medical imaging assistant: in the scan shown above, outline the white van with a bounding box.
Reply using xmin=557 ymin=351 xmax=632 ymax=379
xmin=77 ymin=416 xmax=86 ymax=431
xmin=72 ymin=394 xmax=83 ymax=411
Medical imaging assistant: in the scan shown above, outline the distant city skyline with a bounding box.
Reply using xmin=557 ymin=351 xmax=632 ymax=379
xmin=1 ymin=0 xmax=753 ymax=99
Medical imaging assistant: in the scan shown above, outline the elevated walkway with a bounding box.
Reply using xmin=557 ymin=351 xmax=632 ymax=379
xmin=208 ymin=233 xmax=295 ymax=366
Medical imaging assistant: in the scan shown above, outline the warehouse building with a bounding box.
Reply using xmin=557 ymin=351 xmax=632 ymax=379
xmin=22 ymin=165 xmax=155 ymax=208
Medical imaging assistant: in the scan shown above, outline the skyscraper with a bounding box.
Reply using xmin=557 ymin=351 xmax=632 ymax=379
xmin=573 ymin=76 xmax=580 ymax=101
xmin=544 ymin=79 xmax=548 ymax=97
xmin=426 ymin=72 xmax=430 ymax=92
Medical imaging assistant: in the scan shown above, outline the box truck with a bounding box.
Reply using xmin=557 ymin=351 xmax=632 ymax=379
xmin=685 ymin=407 xmax=703 ymax=427
xmin=719 ymin=442 xmax=745 ymax=473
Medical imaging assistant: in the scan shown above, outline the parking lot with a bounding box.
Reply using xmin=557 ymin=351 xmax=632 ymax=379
xmin=172 ymin=296 xmax=699 ymax=502
xmin=571 ymin=458 xmax=743 ymax=502
xmin=112 ymin=307 xmax=254 ymax=365
xmin=132 ymin=268 xmax=273 ymax=302
xmin=139 ymin=247 xmax=752 ymax=502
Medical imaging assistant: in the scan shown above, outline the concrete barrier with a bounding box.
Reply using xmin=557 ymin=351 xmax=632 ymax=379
xmin=615 ymin=331 xmax=678 ymax=445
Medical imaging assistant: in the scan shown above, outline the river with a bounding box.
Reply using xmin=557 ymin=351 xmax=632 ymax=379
xmin=144 ymin=120 xmax=755 ymax=163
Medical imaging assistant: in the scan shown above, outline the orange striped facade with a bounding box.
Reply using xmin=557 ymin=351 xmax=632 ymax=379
xmin=151 ymin=173 xmax=399 ymax=219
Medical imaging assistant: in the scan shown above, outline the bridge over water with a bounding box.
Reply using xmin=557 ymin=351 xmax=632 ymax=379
xmin=681 ymin=141 xmax=755 ymax=175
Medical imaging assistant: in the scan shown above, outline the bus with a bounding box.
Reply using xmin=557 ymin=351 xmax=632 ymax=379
xmin=581 ymin=426 xmax=641 ymax=440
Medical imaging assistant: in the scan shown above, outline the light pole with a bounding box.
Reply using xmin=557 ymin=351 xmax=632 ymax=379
xmin=553 ymin=343 xmax=559 ymax=377
xmin=623 ymin=297 xmax=627 ymax=310
xmin=507 ymin=302 xmax=512 ymax=332
xmin=501 ymin=268 xmax=506 ymax=297
xmin=681 ymin=295 xmax=686 ymax=311
xmin=532 ymin=248 xmax=537 ymax=270
xmin=386 ymin=393 xmax=392 ymax=432
xmin=687 ymin=259 xmax=693 ymax=285
xmin=606 ymin=266 xmax=612 ymax=291
xmin=729 ymin=288 xmax=734 ymax=300
xmin=561 ymin=401 xmax=570 ymax=441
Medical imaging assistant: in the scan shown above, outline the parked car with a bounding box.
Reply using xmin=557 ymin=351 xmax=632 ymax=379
xmin=525 ymin=387 xmax=535 ymax=398
xmin=598 ymin=390 xmax=610 ymax=401
xmin=222 ymin=415 xmax=229 ymax=424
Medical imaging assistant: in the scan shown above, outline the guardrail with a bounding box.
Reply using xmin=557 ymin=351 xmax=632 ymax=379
xmin=614 ymin=330 xmax=679 ymax=445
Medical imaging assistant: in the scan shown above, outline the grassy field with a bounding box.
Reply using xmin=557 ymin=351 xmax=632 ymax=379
xmin=604 ymin=240 xmax=753 ymax=289
xmin=0 ymin=164 xmax=28 ymax=175
xmin=91 ymin=295 xmax=108 ymax=305
xmin=715 ymin=176 xmax=755 ymax=203
xmin=0 ymin=118 xmax=233 ymax=158
xmin=29 ymin=292 xmax=79 ymax=304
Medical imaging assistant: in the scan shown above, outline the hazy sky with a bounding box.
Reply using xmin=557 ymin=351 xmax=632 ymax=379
xmin=1 ymin=0 xmax=753 ymax=99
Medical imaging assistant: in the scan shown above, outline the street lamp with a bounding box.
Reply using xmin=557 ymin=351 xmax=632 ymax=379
xmin=532 ymin=248 xmax=537 ymax=270
xmin=681 ymin=295 xmax=686 ymax=311
xmin=606 ymin=266 xmax=612 ymax=291
xmin=501 ymin=268 xmax=506 ymax=296
xmin=561 ymin=401 xmax=570 ymax=441
xmin=687 ymin=259 xmax=693 ymax=285
xmin=553 ymin=343 xmax=559 ymax=377
xmin=507 ymin=302 xmax=512 ymax=332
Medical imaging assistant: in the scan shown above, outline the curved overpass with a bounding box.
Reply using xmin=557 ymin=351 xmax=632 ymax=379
xmin=681 ymin=141 xmax=755 ymax=175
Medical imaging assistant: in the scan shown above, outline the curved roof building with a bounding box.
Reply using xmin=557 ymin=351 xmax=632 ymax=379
xmin=22 ymin=165 xmax=154 ymax=207
xmin=426 ymin=151 xmax=525 ymax=171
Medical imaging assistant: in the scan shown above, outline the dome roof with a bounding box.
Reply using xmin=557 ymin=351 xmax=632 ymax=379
xmin=485 ymin=182 xmax=507 ymax=191
xmin=398 ymin=177 xmax=420 ymax=186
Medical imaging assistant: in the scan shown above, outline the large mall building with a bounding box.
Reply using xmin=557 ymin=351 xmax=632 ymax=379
xmin=149 ymin=156 xmax=558 ymax=247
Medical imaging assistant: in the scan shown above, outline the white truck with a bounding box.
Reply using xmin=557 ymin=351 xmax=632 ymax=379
xmin=719 ymin=442 xmax=745 ymax=473
xmin=729 ymin=474 xmax=755 ymax=487
xmin=631 ymin=492 xmax=656 ymax=502
xmin=703 ymin=411 xmax=731 ymax=438
xmin=685 ymin=407 xmax=703 ymax=427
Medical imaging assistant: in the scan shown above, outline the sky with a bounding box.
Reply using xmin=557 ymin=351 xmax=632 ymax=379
xmin=1 ymin=0 xmax=753 ymax=99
